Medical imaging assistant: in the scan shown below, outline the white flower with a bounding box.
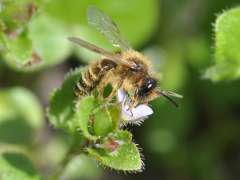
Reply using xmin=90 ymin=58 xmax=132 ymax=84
xmin=117 ymin=89 xmax=153 ymax=125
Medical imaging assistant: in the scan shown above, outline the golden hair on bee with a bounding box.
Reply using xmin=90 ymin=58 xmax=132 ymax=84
xmin=121 ymin=50 xmax=152 ymax=70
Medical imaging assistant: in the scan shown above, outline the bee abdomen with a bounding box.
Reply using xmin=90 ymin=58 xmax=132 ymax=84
xmin=75 ymin=59 xmax=117 ymax=97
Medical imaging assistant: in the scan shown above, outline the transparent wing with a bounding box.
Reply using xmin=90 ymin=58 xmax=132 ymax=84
xmin=68 ymin=37 xmax=135 ymax=67
xmin=68 ymin=37 xmax=118 ymax=59
xmin=87 ymin=6 xmax=132 ymax=51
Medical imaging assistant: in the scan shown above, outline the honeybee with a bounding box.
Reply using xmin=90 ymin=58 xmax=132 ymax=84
xmin=69 ymin=6 xmax=182 ymax=109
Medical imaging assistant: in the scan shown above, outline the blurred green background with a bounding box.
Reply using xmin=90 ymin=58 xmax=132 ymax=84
xmin=1 ymin=0 xmax=240 ymax=179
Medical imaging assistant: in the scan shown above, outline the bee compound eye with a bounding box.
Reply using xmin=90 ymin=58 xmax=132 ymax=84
xmin=137 ymin=78 xmax=157 ymax=97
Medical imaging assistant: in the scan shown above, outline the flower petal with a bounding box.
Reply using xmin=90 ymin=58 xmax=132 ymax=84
xmin=118 ymin=89 xmax=154 ymax=123
xmin=122 ymin=104 xmax=153 ymax=121
xmin=117 ymin=89 xmax=126 ymax=102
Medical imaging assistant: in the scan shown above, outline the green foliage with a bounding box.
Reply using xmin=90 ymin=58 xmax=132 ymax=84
xmin=28 ymin=14 xmax=71 ymax=67
xmin=47 ymin=68 xmax=82 ymax=133
xmin=74 ymin=96 xmax=99 ymax=140
xmin=48 ymin=67 xmax=142 ymax=172
xmin=0 ymin=0 xmax=71 ymax=71
xmin=75 ymin=97 xmax=120 ymax=138
xmin=205 ymin=7 xmax=240 ymax=81
xmin=0 ymin=87 xmax=43 ymax=145
xmin=0 ymin=153 xmax=40 ymax=180
xmin=88 ymin=131 xmax=142 ymax=172
xmin=92 ymin=105 xmax=119 ymax=136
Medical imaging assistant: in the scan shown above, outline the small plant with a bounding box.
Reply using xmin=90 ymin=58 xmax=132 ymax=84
xmin=48 ymin=68 xmax=145 ymax=172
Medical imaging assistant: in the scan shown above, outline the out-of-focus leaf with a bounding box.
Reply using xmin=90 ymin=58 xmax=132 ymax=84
xmin=0 ymin=153 xmax=41 ymax=180
xmin=0 ymin=0 xmax=37 ymax=69
xmin=2 ymin=26 xmax=33 ymax=68
xmin=47 ymin=68 xmax=82 ymax=134
xmin=45 ymin=0 xmax=159 ymax=62
xmin=60 ymin=154 xmax=102 ymax=180
xmin=0 ymin=87 xmax=43 ymax=145
xmin=1 ymin=1 xmax=71 ymax=71
xmin=29 ymin=14 xmax=71 ymax=68
xmin=0 ymin=0 xmax=35 ymax=31
xmin=88 ymin=130 xmax=143 ymax=172
xmin=205 ymin=7 xmax=240 ymax=81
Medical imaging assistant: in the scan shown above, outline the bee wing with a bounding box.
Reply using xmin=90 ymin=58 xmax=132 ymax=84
xmin=87 ymin=6 xmax=132 ymax=51
xmin=68 ymin=37 xmax=136 ymax=67
xmin=68 ymin=37 xmax=120 ymax=60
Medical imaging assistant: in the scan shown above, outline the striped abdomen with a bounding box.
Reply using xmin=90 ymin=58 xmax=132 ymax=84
xmin=75 ymin=59 xmax=117 ymax=97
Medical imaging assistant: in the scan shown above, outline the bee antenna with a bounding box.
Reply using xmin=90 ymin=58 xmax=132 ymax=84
xmin=156 ymin=89 xmax=181 ymax=107
xmin=160 ymin=92 xmax=179 ymax=107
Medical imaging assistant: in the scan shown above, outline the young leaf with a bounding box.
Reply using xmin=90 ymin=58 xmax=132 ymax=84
xmin=205 ymin=7 xmax=240 ymax=81
xmin=92 ymin=104 xmax=120 ymax=137
xmin=74 ymin=96 xmax=100 ymax=140
xmin=0 ymin=153 xmax=41 ymax=180
xmin=87 ymin=130 xmax=143 ymax=172
xmin=47 ymin=68 xmax=82 ymax=133
xmin=0 ymin=87 xmax=43 ymax=145
xmin=74 ymin=96 xmax=120 ymax=139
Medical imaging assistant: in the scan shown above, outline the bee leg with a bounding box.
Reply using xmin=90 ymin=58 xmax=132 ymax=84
xmin=126 ymin=106 xmax=134 ymax=117
xmin=97 ymin=87 xmax=104 ymax=98
xmin=106 ymin=80 xmax=123 ymax=101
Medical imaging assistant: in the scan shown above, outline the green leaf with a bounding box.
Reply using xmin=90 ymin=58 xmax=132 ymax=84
xmin=47 ymin=68 xmax=82 ymax=133
xmin=0 ymin=0 xmax=37 ymax=69
xmin=3 ymin=26 xmax=33 ymax=68
xmin=0 ymin=87 xmax=43 ymax=145
xmin=45 ymin=0 xmax=159 ymax=62
xmin=0 ymin=153 xmax=41 ymax=180
xmin=29 ymin=14 xmax=71 ymax=68
xmin=1 ymin=1 xmax=71 ymax=71
xmin=205 ymin=7 xmax=240 ymax=81
xmin=88 ymin=130 xmax=143 ymax=172
xmin=74 ymin=96 xmax=120 ymax=139
xmin=92 ymin=104 xmax=120 ymax=137
xmin=60 ymin=154 xmax=102 ymax=180
xmin=74 ymin=96 xmax=100 ymax=140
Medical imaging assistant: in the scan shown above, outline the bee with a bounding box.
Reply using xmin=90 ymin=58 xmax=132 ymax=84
xmin=69 ymin=6 xmax=182 ymax=109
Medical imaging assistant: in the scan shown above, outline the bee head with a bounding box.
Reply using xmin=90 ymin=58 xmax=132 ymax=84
xmin=132 ymin=77 xmax=158 ymax=106
xmin=133 ymin=77 xmax=182 ymax=107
